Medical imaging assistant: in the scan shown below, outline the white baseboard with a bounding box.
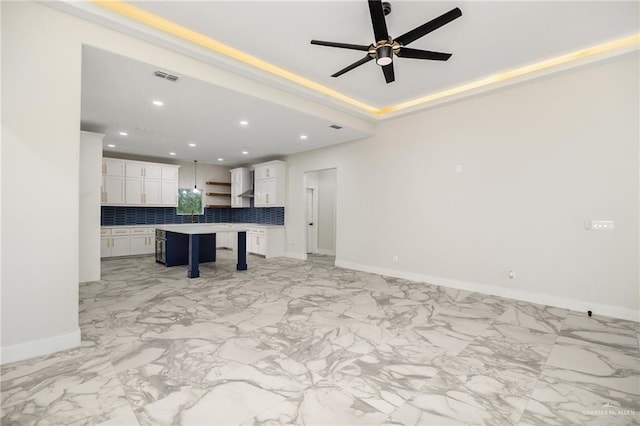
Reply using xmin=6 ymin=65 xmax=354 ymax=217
xmin=315 ymin=249 xmax=336 ymax=256
xmin=285 ymin=252 xmax=307 ymax=260
xmin=335 ymin=260 xmax=640 ymax=323
xmin=0 ymin=329 xmax=81 ymax=365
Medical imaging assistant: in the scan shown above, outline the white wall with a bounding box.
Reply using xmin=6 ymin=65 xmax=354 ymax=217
xmin=79 ymin=131 xmax=103 ymax=283
xmin=285 ymin=54 xmax=640 ymax=321
xmin=317 ymin=169 xmax=337 ymax=255
xmin=1 ymin=2 xmax=84 ymax=363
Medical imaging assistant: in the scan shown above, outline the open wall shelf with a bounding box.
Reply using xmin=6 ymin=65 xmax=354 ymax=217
xmin=205 ymin=181 xmax=231 ymax=209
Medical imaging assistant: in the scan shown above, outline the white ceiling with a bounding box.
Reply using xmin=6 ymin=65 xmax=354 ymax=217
xmin=81 ymin=46 xmax=371 ymax=165
xmin=76 ymin=1 xmax=639 ymax=166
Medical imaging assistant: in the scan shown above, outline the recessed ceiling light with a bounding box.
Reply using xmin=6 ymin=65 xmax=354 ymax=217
xmin=169 ymin=152 xmax=176 ymax=156
xmin=300 ymin=135 xmax=308 ymax=140
xmin=188 ymin=143 xmax=196 ymax=147
xmin=239 ymin=120 xmax=248 ymax=126
xmin=152 ymin=100 xmax=164 ymax=106
xmin=119 ymin=131 xmax=128 ymax=136
xmin=217 ymin=158 xmax=224 ymax=162
xmin=241 ymin=150 xmax=249 ymax=155
xmin=107 ymin=144 xmax=116 ymax=148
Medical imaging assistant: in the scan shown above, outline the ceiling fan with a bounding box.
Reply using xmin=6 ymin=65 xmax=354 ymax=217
xmin=310 ymin=0 xmax=462 ymax=84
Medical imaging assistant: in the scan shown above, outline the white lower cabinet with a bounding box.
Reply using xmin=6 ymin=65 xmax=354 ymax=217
xmin=101 ymin=228 xmax=131 ymax=258
xmin=129 ymin=227 xmax=156 ymax=255
xmin=216 ymin=231 xmax=237 ymax=250
xmin=101 ymin=227 xmax=155 ymax=258
xmin=247 ymin=228 xmax=266 ymax=256
xmin=101 ymin=225 xmax=284 ymax=259
xmin=246 ymin=226 xmax=284 ymax=258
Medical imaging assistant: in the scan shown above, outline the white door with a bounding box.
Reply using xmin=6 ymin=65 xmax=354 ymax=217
xmin=306 ymin=188 xmax=316 ymax=253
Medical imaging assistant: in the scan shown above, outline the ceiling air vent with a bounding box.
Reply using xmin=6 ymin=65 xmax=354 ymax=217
xmin=154 ymin=70 xmax=179 ymax=82
xmin=329 ymin=124 xmax=343 ymax=130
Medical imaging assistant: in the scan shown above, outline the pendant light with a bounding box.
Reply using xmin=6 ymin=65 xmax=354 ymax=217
xmin=192 ymin=160 xmax=200 ymax=193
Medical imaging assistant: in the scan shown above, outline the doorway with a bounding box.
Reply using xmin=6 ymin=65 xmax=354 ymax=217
xmin=306 ymin=188 xmax=317 ymax=253
xmin=304 ymin=168 xmax=337 ymax=262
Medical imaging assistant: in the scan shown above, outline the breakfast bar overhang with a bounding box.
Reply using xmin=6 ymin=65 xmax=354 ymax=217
xmin=155 ymin=224 xmax=249 ymax=278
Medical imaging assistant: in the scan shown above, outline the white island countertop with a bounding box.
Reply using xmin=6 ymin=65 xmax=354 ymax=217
xmin=154 ymin=223 xmax=283 ymax=235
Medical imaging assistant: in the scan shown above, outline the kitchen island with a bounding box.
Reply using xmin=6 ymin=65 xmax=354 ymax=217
xmin=155 ymin=223 xmax=249 ymax=278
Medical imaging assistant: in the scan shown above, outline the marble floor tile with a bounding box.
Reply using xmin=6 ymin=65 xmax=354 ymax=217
xmin=242 ymin=386 xmax=388 ymax=425
xmin=389 ymin=366 xmax=538 ymax=426
xmin=1 ymin=251 xmax=638 ymax=425
xmin=559 ymin=311 xmax=639 ymax=350
xmin=497 ymin=301 xmax=568 ymax=335
xmin=1 ymin=346 xmax=131 ymax=425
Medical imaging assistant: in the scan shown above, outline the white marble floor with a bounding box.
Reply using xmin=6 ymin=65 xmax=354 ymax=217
xmin=2 ymin=251 xmax=639 ymax=425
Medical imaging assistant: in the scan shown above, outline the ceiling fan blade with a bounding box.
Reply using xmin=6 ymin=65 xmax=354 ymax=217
xmin=331 ymin=55 xmax=374 ymax=78
xmin=395 ymin=7 xmax=462 ymax=46
xmin=310 ymin=40 xmax=371 ymax=52
xmin=397 ymin=47 xmax=452 ymax=61
xmin=368 ymin=0 xmax=389 ymax=42
xmin=382 ymin=62 xmax=395 ymax=84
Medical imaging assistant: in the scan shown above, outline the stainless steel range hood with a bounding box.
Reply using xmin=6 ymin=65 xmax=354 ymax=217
xmin=238 ymin=170 xmax=254 ymax=198
xmin=238 ymin=188 xmax=254 ymax=198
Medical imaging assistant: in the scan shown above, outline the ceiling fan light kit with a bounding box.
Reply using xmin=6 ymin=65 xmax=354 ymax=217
xmin=311 ymin=0 xmax=462 ymax=84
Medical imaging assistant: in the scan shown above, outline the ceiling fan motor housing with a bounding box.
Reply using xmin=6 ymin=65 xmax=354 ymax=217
xmin=382 ymin=2 xmax=392 ymax=16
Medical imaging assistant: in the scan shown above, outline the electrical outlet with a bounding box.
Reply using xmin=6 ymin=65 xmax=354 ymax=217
xmin=585 ymin=219 xmax=615 ymax=231
xmin=455 ymin=164 xmax=463 ymax=173
xmin=392 ymin=255 xmax=398 ymax=263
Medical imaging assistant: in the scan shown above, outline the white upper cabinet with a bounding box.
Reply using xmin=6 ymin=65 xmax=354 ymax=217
xmin=161 ymin=166 xmax=179 ymax=181
xmin=144 ymin=179 xmax=162 ymax=204
xmin=103 ymin=158 xmax=125 ymax=177
xmin=102 ymin=159 xmax=125 ymax=204
xmin=230 ymin=167 xmax=251 ymax=208
xmin=125 ymin=162 xmax=145 ymax=178
xmin=102 ymin=158 xmax=179 ymax=206
xmin=145 ymin=164 xmax=162 ymax=180
xmin=161 ymin=180 xmax=178 ymax=206
xmin=102 ymin=175 xmax=125 ymax=204
xmin=253 ymin=160 xmax=286 ymax=207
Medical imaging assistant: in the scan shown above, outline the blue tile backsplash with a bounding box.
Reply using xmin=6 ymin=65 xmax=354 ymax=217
xmin=101 ymin=207 xmax=284 ymax=226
